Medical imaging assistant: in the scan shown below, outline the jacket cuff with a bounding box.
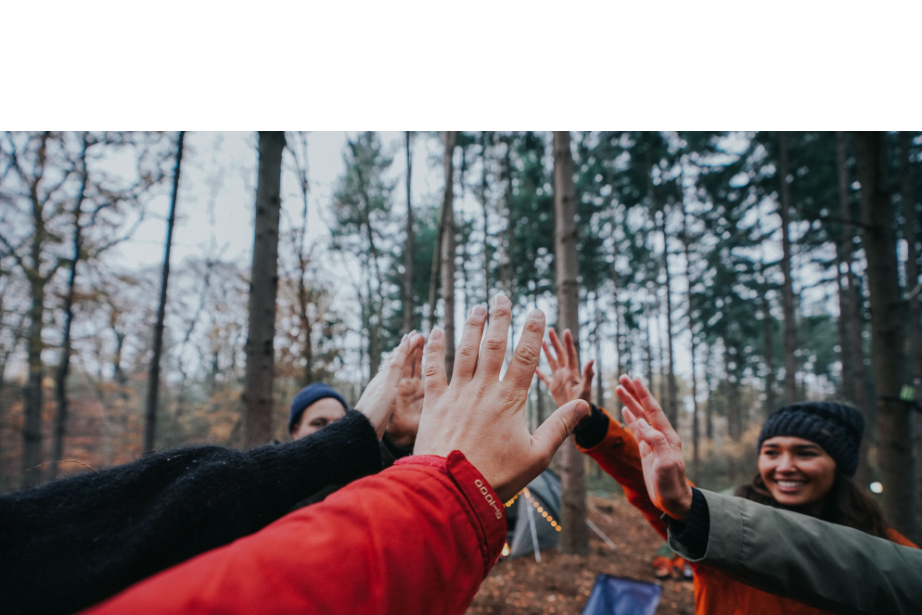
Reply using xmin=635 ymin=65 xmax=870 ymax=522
xmin=395 ymin=452 xmax=506 ymax=575
xmin=573 ymin=403 xmax=611 ymax=449
xmin=576 ymin=407 xmax=629 ymax=455
xmin=666 ymin=487 xmax=710 ymax=560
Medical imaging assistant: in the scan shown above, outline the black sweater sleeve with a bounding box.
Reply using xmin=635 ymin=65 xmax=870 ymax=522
xmin=0 ymin=409 xmax=380 ymax=615
xmin=664 ymin=487 xmax=711 ymax=559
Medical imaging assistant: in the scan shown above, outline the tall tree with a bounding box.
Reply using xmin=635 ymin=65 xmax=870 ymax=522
xmin=403 ymin=131 xmax=415 ymax=335
xmin=145 ymin=131 xmax=184 ymax=452
xmin=242 ymin=131 xmax=285 ymax=449
xmin=440 ymin=131 xmax=458 ymax=378
xmin=777 ymin=132 xmax=798 ymax=404
xmin=836 ymin=131 xmax=872 ymax=481
xmin=552 ymin=131 xmax=588 ymax=554
xmin=853 ymin=131 xmax=918 ymax=540
xmin=50 ymin=134 xmax=90 ymax=478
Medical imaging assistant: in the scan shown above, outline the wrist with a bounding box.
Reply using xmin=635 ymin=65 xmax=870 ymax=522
xmin=668 ymin=485 xmax=694 ymax=521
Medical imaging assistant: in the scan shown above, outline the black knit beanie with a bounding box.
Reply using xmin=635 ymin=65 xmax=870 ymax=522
xmin=757 ymin=401 xmax=864 ymax=477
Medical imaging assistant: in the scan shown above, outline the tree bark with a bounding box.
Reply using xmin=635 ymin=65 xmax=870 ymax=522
xmin=552 ymin=131 xmax=588 ymax=554
xmin=836 ymin=131 xmax=877 ymax=488
xmin=440 ymin=131 xmax=458 ymax=379
xmin=403 ymin=131 xmax=415 ymax=335
xmin=660 ymin=205 xmax=678 ymax=425
xmin=778 ymin=132 xmax=798 ymax=405
xmin=682 ymin=198 xmax=701 ymax=482
xmin=243 ymin=131 xmax=285 ymax=449
xmin=50 ymin=134 xmax=90 ymax=479
xmin=144 ymin=131 xmax=184 ymax=453
xmin=854 ymin=131 xmax=918 ymax=540
xmin=899 ymin=131 xmax=922 ymax=528
xmin=21 ymin=132 xmax=52 ymax=490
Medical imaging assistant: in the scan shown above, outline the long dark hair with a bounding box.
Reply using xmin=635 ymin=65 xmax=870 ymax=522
xmin=735 ymin=471 xmax=892 ymax=540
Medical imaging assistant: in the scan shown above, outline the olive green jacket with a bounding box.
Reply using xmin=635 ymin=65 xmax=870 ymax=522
xmin=669 ymin=489 xmax=922 ymax=615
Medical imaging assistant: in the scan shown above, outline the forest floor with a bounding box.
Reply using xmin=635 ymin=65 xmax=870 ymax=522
xmin=465 ymin=495 xmax=696 ymax=615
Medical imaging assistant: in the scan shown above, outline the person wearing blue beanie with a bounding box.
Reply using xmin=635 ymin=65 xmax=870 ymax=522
xmin=288 ymin=383 xmax=350 ymax=439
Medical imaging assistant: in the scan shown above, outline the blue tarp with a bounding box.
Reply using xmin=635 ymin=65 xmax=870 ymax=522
xmin=580 ymin=574 xmax=662 ymax=615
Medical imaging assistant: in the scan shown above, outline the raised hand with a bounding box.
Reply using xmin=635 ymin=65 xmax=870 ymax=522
xmin=414 ymin=295 xmax=590 ymax=502
xmin=615 ymin=375 xmax=693 ymax=520
xmin=536 ymin=328 xmax=595 ymax=407
xmin=354 ymin=332 xmax=425 ymax=439
xmin=387 ymin=338 xmax=424 ymax=447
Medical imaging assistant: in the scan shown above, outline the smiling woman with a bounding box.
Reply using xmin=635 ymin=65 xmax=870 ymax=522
xmin=736 ymin=402 xmax=898 ymax=540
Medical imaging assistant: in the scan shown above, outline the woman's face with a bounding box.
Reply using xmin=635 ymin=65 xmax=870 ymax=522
xmin=758 ymin=436 xmax=837 ymax=509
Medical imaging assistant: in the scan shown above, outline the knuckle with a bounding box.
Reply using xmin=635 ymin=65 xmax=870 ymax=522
xmin=423 ymin=363 xmax=442 ymax=379
xmin=523 ymin=318 xmax=544 ymax=336
xmin=455 ymin=344 xmax=478 ymax=361
xmin=490 ymin=305 xmax=511 ymax=320
xmin=483 ymin=337 xmax=505 ymax=353
xmin=514 ymin=344 xmax=539 ymax=365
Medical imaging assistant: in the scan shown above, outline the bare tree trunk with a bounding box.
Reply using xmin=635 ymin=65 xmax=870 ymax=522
xmin=50 ymin=134 xmax=89 ymax=479
xmin=778 ymin=132 xmax=798 ymax=405
xmin=552 ymin=131 xmax=588 ymax=554
xmin=480 ymin=133 xmax=492 ymax=305
xmin=144 ymin=131 xmax=184 ymax=453
xmin=660 ymin=205 xmax=678 ymax=425
xmin=403 ymin=131 xmax=415 ymax=335
xmin=594 ymin=294 xmax=604 ymax=406
xmin=854 ymin=131 xmax=919 ymax=540
xmin=682 ymin=199 xmax=701 ymax=482
xmin=243 ymin=131 xmax=285 ymax=449
xmin=899 ymin=131 xmax=922 ymax=529
xmin=441 ymin=131 xmax=458 ymax=379
xmin=837 ymin=131 xmax=873 ymax=483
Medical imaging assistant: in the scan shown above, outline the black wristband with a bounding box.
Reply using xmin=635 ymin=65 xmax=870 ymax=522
xmin=665 ymin=487 xmax=710 ymax=560
xmin=573 ymin=403 xmax=610 ymax=449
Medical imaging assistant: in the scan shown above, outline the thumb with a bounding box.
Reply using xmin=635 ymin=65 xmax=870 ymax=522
xmin=533 ymin=400 xmax=590 ymax=460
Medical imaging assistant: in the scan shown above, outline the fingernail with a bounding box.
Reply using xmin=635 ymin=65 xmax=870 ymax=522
xmin=528 ymin=308 xmax=543 ymax=320
xmin=491 ymin=294 xmax=509 ymax=307
xmin=472 ymin=305 xmax=486 ymax=318
xmin=638 ymin=418 xmax=650 ymax=430
xmin=430 ymin=328 xmax=443 ymax=342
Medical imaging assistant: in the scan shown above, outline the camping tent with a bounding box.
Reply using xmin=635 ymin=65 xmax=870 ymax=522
xmin=580 ymin=574 xmax=662 ymax=615
xmin=504 ymin=469 xmax=561 ymax=560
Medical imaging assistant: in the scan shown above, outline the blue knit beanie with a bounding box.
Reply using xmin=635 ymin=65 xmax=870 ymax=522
xmin=758 ymin=401 xmax=864 ymax=477
xmin=288 ymin=383 xmax=349 ymax=434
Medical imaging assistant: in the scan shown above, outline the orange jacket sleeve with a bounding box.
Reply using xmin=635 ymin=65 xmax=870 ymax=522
xmin=576 ymin=407 xmax=669 ymax=539
xmin=80 ymin=451 xmax=506 ymax=615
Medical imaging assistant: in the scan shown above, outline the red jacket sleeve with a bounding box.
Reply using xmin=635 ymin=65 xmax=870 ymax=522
xmin=80 ymin=451 xmax=506 ymax=615
xmin=576 ymin=407 xmax=669 ymax=540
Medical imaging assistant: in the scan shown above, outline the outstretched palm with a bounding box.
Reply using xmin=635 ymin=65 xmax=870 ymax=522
xmin=536 ymin=328 xmax=594 ymax=407
xmin=615 ymin=375 xmax=693 ymax=520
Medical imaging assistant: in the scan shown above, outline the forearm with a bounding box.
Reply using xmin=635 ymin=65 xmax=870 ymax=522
xmin=576 ymin=405 xmax=669 ymax=538
xmin=670 ymin=490 xmax=922 ymax=615
xmin=0 ymin=410 xmax=381 ymax=615
xmin=82 ymin=452 xmax=506 ymax=615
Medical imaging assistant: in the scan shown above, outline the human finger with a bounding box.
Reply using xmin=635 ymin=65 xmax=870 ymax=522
xmin=503 ymin=309 xmax=546 ymax=395
xmin=619 ymin=374 xmax=638 ymax=399
xmin=581 ymin=360 xmax=595 ymax=397
xmin=423 ymin=329 xmax=448 ymax=400
xmin=412 ymin=339 xmax=423 ymax=380
xmin=542 ymin=341 xmax=559 ymax=372
xmin=630 ymin=376 xmax=680 ymax=442
xmin=453 ymin=305 xmax=488 ymax=383
xmin=401 ymin=333 xmax=417 ymax=380
xmin=548 ymin=328 xmax=566 ymax=368
xmin=536 ymin=368 xmax=551 ymax=387
xmin=476 ymin=294 xmax=512 ymax=379
xmin=532 ymin=400 xmax=590 ymax=463
xmin=616 ymin=384 xmax=647 ymax=425
xmin=563 ymin=329 xmax=580 ymax=371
